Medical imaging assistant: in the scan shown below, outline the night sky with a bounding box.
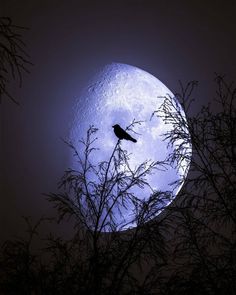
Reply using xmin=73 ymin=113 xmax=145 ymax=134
xmin=1 ymin=0 xmax=236 ymax=242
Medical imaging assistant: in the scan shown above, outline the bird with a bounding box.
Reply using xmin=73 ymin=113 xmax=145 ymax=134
xmin=112 ymin=124 xmax=137 ymax=143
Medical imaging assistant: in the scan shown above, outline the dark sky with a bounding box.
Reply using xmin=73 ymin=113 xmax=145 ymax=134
xmin=1 ymin=0 xmax=236 ymax=242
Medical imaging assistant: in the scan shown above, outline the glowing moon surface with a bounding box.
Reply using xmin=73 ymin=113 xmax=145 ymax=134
xmin=70 ymin=63 xmax=191 ymax=230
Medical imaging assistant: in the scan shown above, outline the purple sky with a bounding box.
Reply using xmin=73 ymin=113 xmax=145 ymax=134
xmin=1 ymin=0 xmax=236 ymax=241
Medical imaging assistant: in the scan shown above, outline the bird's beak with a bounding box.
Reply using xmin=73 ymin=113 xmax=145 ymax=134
xmin=112 ymin=125 xmax=114 ymax=128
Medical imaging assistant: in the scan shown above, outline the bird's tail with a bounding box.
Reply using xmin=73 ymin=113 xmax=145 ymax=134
xmin=130 ymin=137 xmax=137 ymax=143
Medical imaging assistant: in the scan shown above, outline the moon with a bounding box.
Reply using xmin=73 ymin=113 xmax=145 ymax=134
xmin=70 ymin=63 xmax=191 ymax=231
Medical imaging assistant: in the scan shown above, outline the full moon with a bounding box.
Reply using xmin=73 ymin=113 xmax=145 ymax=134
xmin=70 ymin=63 xmax=191 ymax=230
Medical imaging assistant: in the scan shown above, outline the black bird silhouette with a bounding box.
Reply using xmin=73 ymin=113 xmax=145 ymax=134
xmin=112 ymin=124 xmax=137 ymax=143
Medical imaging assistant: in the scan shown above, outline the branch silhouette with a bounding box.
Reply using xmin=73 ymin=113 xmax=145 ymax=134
xmin=1 ymin=75 xmax=235 ymax=295
xmin=0 ymin=17 xmax=32 ymax=105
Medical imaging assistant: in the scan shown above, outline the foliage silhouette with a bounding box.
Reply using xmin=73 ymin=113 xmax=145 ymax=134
xmin=0 ymin=75 xmax=235 ymax=295
xmin=0 ymin=17 xmax=31 ymax=105
xmin=150 ymin=75 xmax=236 ymax=294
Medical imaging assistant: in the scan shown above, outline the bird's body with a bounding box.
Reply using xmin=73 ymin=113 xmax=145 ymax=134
xmin=112 ymin=124 xmax=137 ymax=143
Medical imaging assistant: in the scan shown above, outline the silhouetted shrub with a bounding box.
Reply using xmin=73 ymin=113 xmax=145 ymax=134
xmin=0 ymin=75 xmax=235 ymax=295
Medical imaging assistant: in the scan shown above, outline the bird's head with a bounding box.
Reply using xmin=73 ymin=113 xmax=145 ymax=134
xmin=112 ymin=124 xmax=120 ymax=128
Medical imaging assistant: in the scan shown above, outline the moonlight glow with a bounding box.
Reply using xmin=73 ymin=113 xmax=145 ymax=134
xmin=70 ymin=63 xmax=191 ymax=230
